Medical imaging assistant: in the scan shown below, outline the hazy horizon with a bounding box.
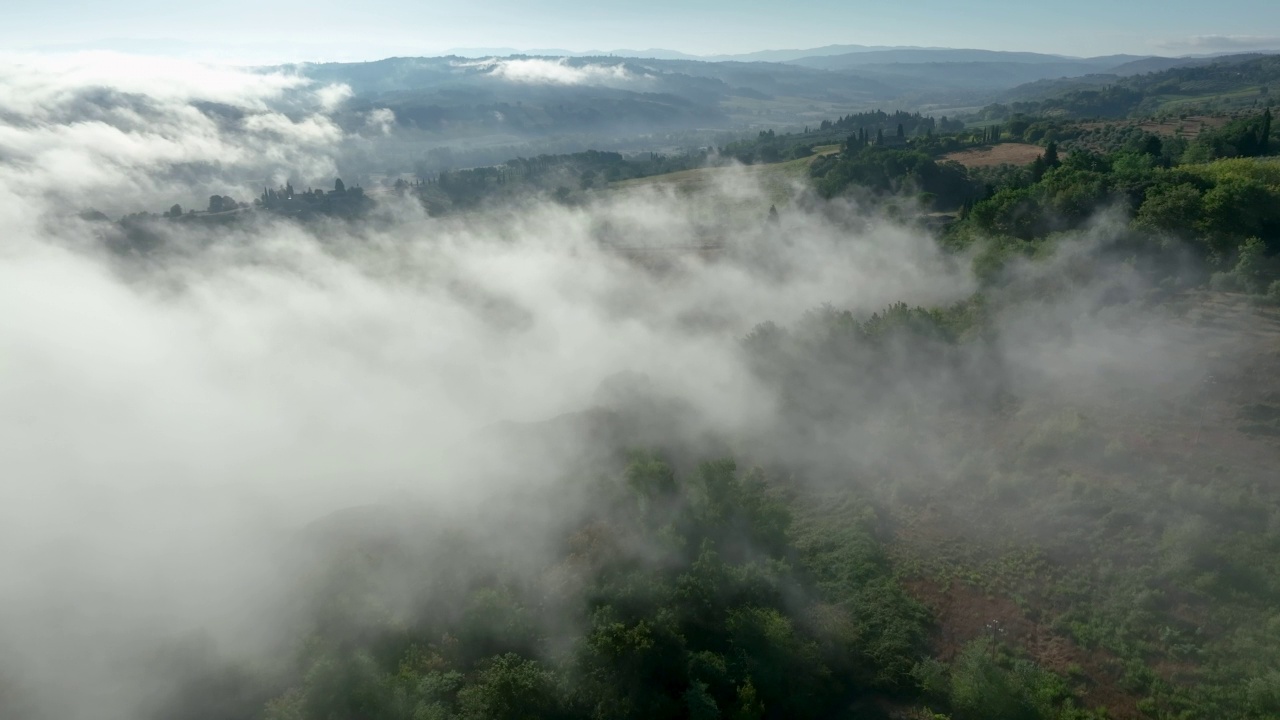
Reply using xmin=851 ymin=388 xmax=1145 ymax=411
xmin=7 ymin=0 xmax=1280 ymax=65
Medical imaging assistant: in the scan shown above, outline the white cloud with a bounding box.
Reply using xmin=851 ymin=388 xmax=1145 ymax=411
xmin=458 ymin=57 xmax=648 ymax=86
xmin=0 ymin=51 xmax=305 ymax=117
xmin=314 ymin=82 xmax=352 ymax=111
xmin=0 ymin=53 xmax=347 ymax=215
xmin=364 ymin=107 xmax=396 ymax=135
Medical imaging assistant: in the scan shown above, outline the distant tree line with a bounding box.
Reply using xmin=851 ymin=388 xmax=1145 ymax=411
xmin=414 ymin=149 xmax=710 ymax=213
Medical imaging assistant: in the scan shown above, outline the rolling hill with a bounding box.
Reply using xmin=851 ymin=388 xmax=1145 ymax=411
xmin=990 ymin=53 xmax=1280 ymax=119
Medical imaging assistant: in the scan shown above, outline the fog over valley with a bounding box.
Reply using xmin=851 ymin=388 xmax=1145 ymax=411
xmin=3 ymin=30 xmax=1280 ymax=720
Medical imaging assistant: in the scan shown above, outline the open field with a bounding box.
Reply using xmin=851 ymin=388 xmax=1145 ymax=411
xmin=943 ymin=142 xmax=1044 ymax=167
xmin=611 ymin=144 xmax=840 ymax=202
xmin=1078 ymin=114 xmax=1235 ymax=139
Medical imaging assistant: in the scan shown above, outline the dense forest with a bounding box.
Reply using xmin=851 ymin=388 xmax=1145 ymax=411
xmin=984 ymin=55 xmax=1280 ymax=120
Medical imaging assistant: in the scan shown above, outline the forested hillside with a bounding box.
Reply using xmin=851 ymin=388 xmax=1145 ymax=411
xmin=987 ymin=55 xmax=1280 ymax=120
xmin=264 ymin=52 xmax=1278 ymax=179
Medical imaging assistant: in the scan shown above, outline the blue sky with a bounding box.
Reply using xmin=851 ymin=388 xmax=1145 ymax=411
xmin=7 ymin=0 xmax=1280 ymax=62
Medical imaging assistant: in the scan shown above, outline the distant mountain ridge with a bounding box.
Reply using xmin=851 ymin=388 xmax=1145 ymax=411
xmin=1107 ymin=52 xmax=1276 ymax=76
xmin=446 ymin=44 xmax=909 ymax=62
xmin=447 ymin=45 xmax=1133 ymax=65
xmin=430 ymin=47 xmax=1167 ymax=99
xmin=787 ymin=49 xmax=1149 ymax=69
xmin=445 ymin=43 xmax=1280 ymax=69
xmin=435 ymin=46 xmax=1248 ymax=94
xmin=260 ymin=49 xmax=1280 ymax=175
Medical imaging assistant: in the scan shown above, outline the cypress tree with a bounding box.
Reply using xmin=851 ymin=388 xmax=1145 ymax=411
xmin=1044 ymin=141 xmax=1060 ymax=168
xmin=1031 ymin=155 xmax=1047 ymax=182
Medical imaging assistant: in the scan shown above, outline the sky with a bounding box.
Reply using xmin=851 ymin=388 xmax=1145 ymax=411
xmin=6 ymin=0 xmax=1280 ymax=64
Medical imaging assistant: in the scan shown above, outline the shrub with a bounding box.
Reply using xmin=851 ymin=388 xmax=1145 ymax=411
xmin=1209 ymin=271 xmax=1244 ymax=292
xmin=912 ymin=657 xmax=951 ymax=700
xmin=949 ymin=640 xmax=1056 ymax=720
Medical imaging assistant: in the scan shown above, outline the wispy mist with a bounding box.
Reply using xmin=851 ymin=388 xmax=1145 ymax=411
xmin=458 ymin=57 xmax=652 ymax=88
xmin=0 ymin=52 xmax=983 ymax=720
xmin=0 ymin=53 xmax=1231 ymax=720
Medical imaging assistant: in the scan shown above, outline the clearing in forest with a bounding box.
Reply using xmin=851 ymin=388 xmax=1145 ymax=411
xmin=942 ymin=142 xmax=1045 ymax=168
xmin=611 ymin=144 xmax=841 ymax=201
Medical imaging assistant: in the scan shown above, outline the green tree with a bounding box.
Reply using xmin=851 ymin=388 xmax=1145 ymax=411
xmin=1029 ymin=156 xmax=1048 ymax=183
xmin=457 ymin=654 xmax=561 ymax=720
xmin=683 ymin=681 xmax=720 ymax=720
xmin=1043 ymin=141 xmax=1060 ymax=168
xmin=1141 ymin=134 xmax=1163 ymax=158
xmin=732 ymin=680 xmax=764 ymax=720
xmin=948 ymin=641 xmax=1060 ymax=720
xmin=1198 ymin=177 xmax=1279 ymax=254
xmin=1263 ymin=108 xmax=1273 ymax=154
xmin=1135 ymin=182 xmax=1204 ymax=240
xmin=1233 ymin=237 xmax=1277 ymax=294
